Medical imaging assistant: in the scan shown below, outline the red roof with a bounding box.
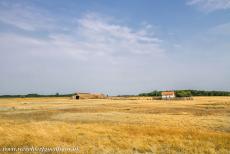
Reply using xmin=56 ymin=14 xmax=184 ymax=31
xmin=161 ymin=91 xmax=175 ymax=96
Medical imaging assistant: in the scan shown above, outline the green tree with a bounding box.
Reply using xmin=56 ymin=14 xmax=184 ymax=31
xmin=176 ymin=90 xmax=192 ymax=97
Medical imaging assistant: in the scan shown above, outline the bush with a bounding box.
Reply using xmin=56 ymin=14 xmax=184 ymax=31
xmin=175 ymin=91 xmax=192 ymax=97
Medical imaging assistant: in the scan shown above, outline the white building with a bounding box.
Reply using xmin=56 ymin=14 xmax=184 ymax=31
xmin=161 ymin=91 xmax=175 ymax=99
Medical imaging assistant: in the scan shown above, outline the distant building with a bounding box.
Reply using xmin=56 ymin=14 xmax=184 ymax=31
xmin=161 ymin=91 xmax=175 ymax=99
xmin=72 ymin=92 xmax=106 ymax=99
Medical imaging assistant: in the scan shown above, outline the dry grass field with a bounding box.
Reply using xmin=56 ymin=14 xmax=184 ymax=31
xmin=0 ymin=97 xmax=229 ymax=154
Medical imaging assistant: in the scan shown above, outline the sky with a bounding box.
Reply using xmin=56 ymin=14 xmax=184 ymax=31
xmin=0 ymin=0 xmax=230 ymax=95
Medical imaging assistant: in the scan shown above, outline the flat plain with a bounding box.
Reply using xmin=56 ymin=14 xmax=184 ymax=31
xmin=0 ymin=97 xmax=229 ymax=154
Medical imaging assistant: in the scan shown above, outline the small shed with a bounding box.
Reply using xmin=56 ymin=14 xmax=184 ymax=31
xmin=72 ymin=93 xmax=106 ymax=99
xmin=161 ymin=91 xmax=175 ymax=99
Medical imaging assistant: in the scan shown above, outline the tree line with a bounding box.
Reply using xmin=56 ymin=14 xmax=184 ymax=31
xmin=1 ymin=90 xmax=230 ymax=98
xmin=139 ymin=90 xmax=230 ymax=97
xmin=0 ymin=93 xmax=73 ymax=98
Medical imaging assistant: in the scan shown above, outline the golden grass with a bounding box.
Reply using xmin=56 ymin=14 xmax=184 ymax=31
xmin=0 ymin=97 xmax=229 ymax=153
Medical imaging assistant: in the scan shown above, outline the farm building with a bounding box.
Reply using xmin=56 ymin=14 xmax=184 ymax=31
xmin=72 ymin=93 xmax=106 ymax=99
xmin=161 ymin=91 xmax=175 ymax=99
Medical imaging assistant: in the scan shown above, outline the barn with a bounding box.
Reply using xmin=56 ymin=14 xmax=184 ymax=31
xmin=161 ymin=91 xmax=175 ymax=99
xmin=72 ymin=93 xmax=106 ymax=99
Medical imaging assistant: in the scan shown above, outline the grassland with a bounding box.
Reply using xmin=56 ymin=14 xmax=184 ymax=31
xmin=0 ymin=97 xmax=229 ymax=154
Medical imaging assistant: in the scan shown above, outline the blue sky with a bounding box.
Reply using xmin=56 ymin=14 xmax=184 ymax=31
xmin=0 ymin=0 xmax=230 ymax=95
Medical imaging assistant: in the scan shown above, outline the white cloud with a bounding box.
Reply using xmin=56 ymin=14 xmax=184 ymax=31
xmin=76 ymin=13 xmax=164 ymax=56
xmin=187 ymin=0 xmax=230 ymax=12
xmin=0 ymin=1 xmax=56 ymax=31
xmin=0 ymin=4 xmax=164 ymax=60
xmin=210 ymin=22 xmax=230 ymax=35
xmin=0 ymin=0 xmax=164 ymax=59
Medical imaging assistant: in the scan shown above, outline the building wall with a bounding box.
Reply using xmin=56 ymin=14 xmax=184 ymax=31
xmin=72 ymin=93 xmax=106 ymax=99
xmin=162 ymin=95 xmax=175 ymax=99
xmin=72 ymin=95 xmax=80 ymax=99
